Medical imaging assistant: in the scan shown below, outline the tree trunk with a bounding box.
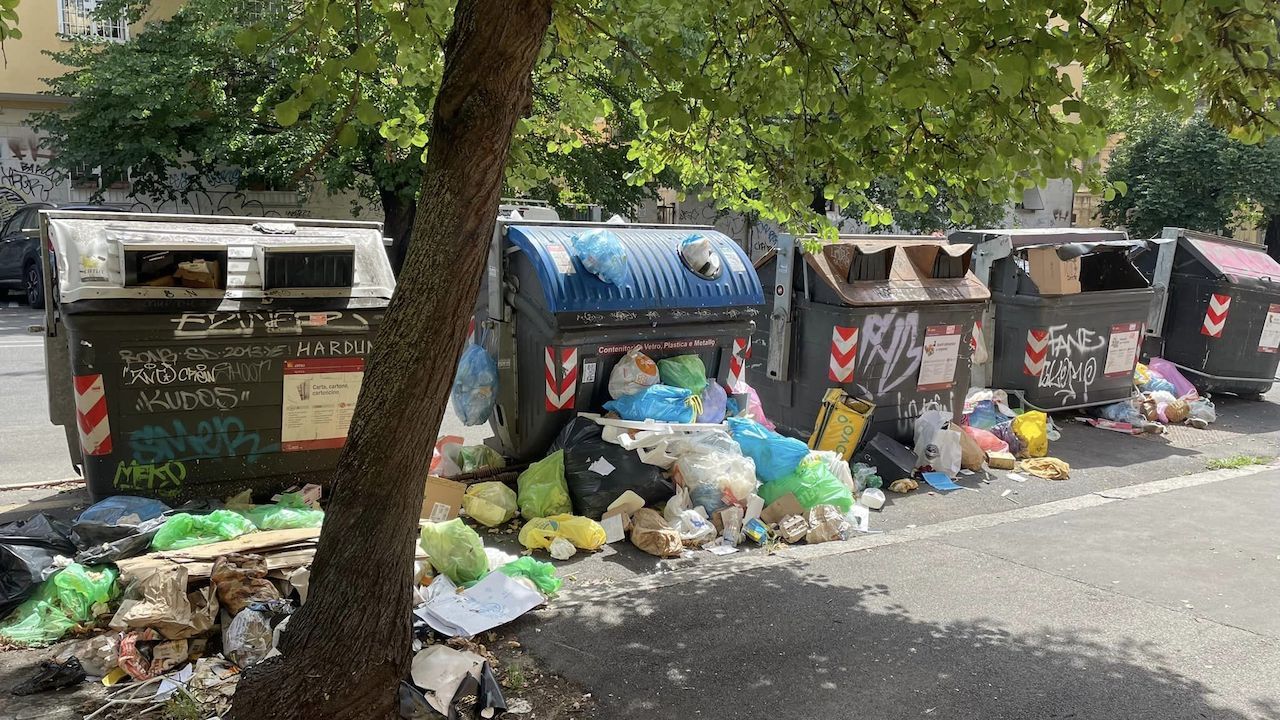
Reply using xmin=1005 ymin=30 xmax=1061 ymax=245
xmin=382 ymin=190 xmax=417 ymax=276
xmin=227 ymin=1 xmax=553 ymax=717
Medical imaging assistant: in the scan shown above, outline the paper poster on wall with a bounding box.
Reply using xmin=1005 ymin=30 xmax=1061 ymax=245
xmin=1104 ymin=322 xmax=1142 ymax=377
xmin=281 ymin=357 xmax=365 ymax=452
xmin=1259 ymin=305 xmax=1280 ymax=354
xmin=917 ymin=324 xmax=962 ymax=391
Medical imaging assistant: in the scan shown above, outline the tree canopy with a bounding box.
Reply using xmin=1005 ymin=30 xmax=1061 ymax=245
xmin=1101 ymin=113 xmax=1280 ymax=239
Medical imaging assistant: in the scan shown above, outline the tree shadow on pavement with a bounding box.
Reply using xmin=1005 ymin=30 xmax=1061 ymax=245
xmin=517 ymin=561 xmax=1279 ymax=720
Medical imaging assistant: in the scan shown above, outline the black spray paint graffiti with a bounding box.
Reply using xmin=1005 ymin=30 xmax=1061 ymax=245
xmin=114 ymin=460 xmax=187 ymax=496
xmin=1037 ymin=324 xmax=1104 ymax=404
xmin=134 ymin=387 xmax=250 ymax=413
xmin=170 ymin=311 xmax=370 ymax=338
xmin=129 ymin=416 xmax=277 ymax=464
xmin=122 ymin=360 xmax=272 ymax=387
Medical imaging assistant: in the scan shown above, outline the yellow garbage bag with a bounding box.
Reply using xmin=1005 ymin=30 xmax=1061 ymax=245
xmin=1134 ymin=363 xmax=1152 ymax=387
xmin=518 ymin=514 xmax=607 ymax=552
xmin=462 ymin=481 xmax=518 ymax=527
xmin=1012 ymin=411 xmax=1048 ymax=458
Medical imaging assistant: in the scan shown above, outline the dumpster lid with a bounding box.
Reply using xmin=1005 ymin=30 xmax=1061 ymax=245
xmin=803 ymin=236 xmax=990 ymax=306
xmin=45 ymin=211 xmax=395 ymax=303
xmin=1175 ymin=230 xmax=1280 ymax=289
xmin=951 ymin=227 xmax=1132 ymax=249
xmin=504 ymin=224 xmax=763 ymax=314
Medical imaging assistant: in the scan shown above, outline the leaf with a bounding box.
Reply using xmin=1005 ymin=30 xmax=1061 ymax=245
xmin=275 ymin=100 xmax=300 ymax=128
xmin=337 ymin=124 xmax=358 ymax=147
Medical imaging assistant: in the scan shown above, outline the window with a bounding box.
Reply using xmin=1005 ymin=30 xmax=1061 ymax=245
xmin=59 ymin=0 xmax=129 ymax=42
xmin=1 ymin=211 xmax=25 ymax=238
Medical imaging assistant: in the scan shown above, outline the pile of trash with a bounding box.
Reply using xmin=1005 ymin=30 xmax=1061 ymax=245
xmin=1085 ymin=358 xmax=1217 ymax=434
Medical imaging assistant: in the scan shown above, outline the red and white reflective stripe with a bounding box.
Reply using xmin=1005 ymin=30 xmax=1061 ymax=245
xmin=1023 ymin=329 xmax=1049 ymax=377
xmin=827 ymin=325 xmax=859 ymax=383
xmin=727 ymin=337 xmax=750 ymax=388
xmin=969 ymin=320 xmax=984 ymax=352
xmin=74 ymin=373 xmax=113 ymax=456
xmin=465 ymin=318 xmax=477 ymax=345
xmin=544 ymin=347 xmax=579 ymax=411
xmin=1201 ymin=294 xmax=1231 ymax=338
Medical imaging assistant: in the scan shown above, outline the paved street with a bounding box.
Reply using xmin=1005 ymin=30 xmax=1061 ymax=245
xmin=0 ymin=301 xmax=72 ymax=486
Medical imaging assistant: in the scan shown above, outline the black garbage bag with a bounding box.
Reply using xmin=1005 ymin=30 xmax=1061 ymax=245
xmin=550 ymin=416 xmax=674 ymax=519
xmin=70 ymin=495 xmax=178 ymax=566
xmin=0 ymin=514 xmax=75 ymax=617
xmin=10 ymin=657 xmax=86 ymax=695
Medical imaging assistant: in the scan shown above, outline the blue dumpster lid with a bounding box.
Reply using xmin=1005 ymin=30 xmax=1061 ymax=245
xmin=505 ymin=224 xmax=764 ymax=315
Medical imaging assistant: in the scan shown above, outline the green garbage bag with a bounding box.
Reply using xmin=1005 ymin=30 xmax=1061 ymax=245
xmin=419 ymin=518 xmax=489 ymax=586
xmin=463 ymin=481 xmax=518 ymax=528
xmin=760 ymin=458 xmax=854 ymax=513
xmin=151 ymin=510 xmax=257 ymax=551
xmin=498 ymin=557 xmax=563 ymax=597
xmin=237 ymin=493 xmax=325 ymax=530
xmin=657 ymin=355 xmax=708 ymax=394
xmin=455 ymin=445 xmax=506 ymax=475
xmin=517 ymin=450 xmax=572 ymax=520
xmin=0 ymin=563 xmax=118 ymax=646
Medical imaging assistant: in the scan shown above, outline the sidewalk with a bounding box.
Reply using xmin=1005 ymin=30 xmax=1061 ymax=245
xmin=517 ymin=465 xmax=1280 ymax=719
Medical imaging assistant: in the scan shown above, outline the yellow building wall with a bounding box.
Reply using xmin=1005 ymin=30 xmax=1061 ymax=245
xmin=0 ymin=0 xmax=181 ymax=102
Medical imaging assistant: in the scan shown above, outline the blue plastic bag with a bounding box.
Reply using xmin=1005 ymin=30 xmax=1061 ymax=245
xmin=727 ymin=417 xmax=809 ymax=483
xmin=697 ymin=382 xmax=727 ymax=423
xmin=966 ymin=400 xmax=1006 ymax=430
xmin=1141 ymin=377 xmax=1177 ymax=395
xmin=76 ymin=496 xmax=170 ymax=525
xmin=571 ymin=229 xmax=628 ymax=285
xmin=451 ymin=343 xmax=499 ymax=426
xmin=604 ymin=385 xmax=696 ymax=423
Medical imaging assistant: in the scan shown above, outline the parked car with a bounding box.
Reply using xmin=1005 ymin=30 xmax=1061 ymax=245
xmin=0 ymin=203 xmax=123 ymax=308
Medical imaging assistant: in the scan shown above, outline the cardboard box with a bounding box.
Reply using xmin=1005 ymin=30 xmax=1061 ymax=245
xmin=987 ymin=450 xmax=1016 ymax=470
xmin=760 ymin=493 xmax=805 ymax=525
xmin=1026 ymin=247 xmax=1080 ymax=295
xmin=421 ymin=476 xmax=465 ymax=522
xmin=776 ymin=514 xmax=809 ymax=543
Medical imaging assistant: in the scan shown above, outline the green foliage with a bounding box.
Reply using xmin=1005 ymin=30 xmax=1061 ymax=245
xmin=1101 ymin=114 xmax=1280 ymax=238
xmin=0 ymin=0 xmax=20 ymax=53
xmin=864 ymin=177 xmax=1006 ymax=234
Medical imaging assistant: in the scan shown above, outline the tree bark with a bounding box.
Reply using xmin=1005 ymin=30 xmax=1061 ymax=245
xmin=227 ymin=1 xmax=553 ymax=717
xmin=382 ymin=190 xmax=418 ymax=276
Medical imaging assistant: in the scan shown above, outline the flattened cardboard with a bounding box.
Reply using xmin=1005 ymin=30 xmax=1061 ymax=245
xmin=422 ymin=476 xmax=465 ymax=522
xmin=1026 ymin=247 xmax=1080 ymax=295
xmin=776 ymin=515 xmax=809 ymax=543
xmin=761 ymin=493 xmax=805 ymax=525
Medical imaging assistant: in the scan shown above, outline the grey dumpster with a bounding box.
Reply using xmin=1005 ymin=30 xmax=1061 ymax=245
xmin=749 ymin=234 xmax=990 ymax=442
xmin=480 ymin=219 xmax=764 ymax=460
xmin=40 ymin=211 xmax=395 ymax=501
xmin=954 ymin=228 xmax=1155 ymax=411
xmin=1139 ymin=227 xmax=1280 ymax=396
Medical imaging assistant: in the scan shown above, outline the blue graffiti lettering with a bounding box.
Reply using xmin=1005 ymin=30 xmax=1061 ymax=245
xmin=129 ymin=416 xmax=277 ymax=463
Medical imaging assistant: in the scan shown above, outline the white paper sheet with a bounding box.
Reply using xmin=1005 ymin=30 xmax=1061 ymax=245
xmin=414 ymin=572 xmax=544 ymax=638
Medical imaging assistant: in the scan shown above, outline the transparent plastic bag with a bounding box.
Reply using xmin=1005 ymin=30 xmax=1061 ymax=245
xmin=697 ymin=382 xmax=727 ymax=423
xmin=516 ymin=451 xmax=573 ymax=520
xmin=1147 ymin=357 xmax=1197 ymax=398
xmin=463 ymin=482 xmax=518 ymax=528
xmin=809 ymin=451 xmax=856 ymax=493
xmin=1188 ymin=397 xmax=1216 ymax=425
xmin=0 ymin=563 xmax=118 ymax=646
xmin=238 ymin=494 xmax=324 ymax=531
xmin=603 ymin=384 xmax=697 ymax=423
xmin=518 ymin=515 xmax=607 ymax=552
xmin=675 ymin=451 xmax=757 ymax=515
xmin=571 ymin=228 xmax=628 ymax=285
xmin=657 ymin=355 xmax=708 ymax=394
xmin=727 ymin=417 xmax=809 ymax=482
xmin=452 ymin=445 xmax=506 ymax=475
xmin=497 ymin=557 xmax=563 ymax=596
xmin=759 ymin=458 xmax=854 ymax=513
xmin=151 ymin=511 xmax=257 ymax=551
xmin=419 ymin=518 xmax=489 ymax=585
xmin=451 ymin=343 xmax=499 ymax=426
xmin=607 ymin=347 xmax=659 ymax=399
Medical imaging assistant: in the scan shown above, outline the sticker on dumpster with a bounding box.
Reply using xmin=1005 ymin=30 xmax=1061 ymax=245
xmin=74 ymin=373 xmax=113 ymax=456
xmin=827 ymin=326 xmax=859 ymax=383
xmin=280 ymin=357 xmax=365 ymax=452
xmin=1260 ymin=305 xmax=1280 ymax=353
xmin=596 ymin=339 xmax=717 ymax=356
xmin=1103 ymin=322 xmax=1142 ymax=377
xmin=917 ymin=325 xmax=962 ymax=391
xmin=1201 ymin=293 xmax=1231 ymax=338
xmin=546 ymin=242 xmax=576 ymax=275
xmin=581 ymin=360 xmax=598 ymax=384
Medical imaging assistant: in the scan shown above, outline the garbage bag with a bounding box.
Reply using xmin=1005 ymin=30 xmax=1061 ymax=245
xmin=1095 ymin=399 xmax=1145 ymax=424
xmin=990 ymin=421 xmax=1024 ymax=456
xmin=731 ymin=381 xmax=775 ymax=429
xmin=674 ymin=451 xmax=757 ymax=516
xmin=810 ymin=451 xmax=856 ymax=493
xmin=451 ymin=343 xmax=499 ymax=426
xmin=570 ymin=228 xmax=628 ymax=285
xmin=75 ymin=516 xmax=168 ymax=567
xmin=604 ymin=384 xmax=698 ymax=423
xmin=629 ymin=508 xmax=684 ymax=558
xmin=1012 ymin=411 xmax=1049 ymax=458
xmin=455 ymin=445 xmax=506 ymax=475
xmin=211 ymin=552 xmax=280 ymax=616
xmin=657 ymin=355 xmax=708 ymax=394
xmin=965 ymin=400 xmax=1006 ymax=430
xmin=697 ymin=382 xmax=727 ymax=423
xmin=516 ymin=450 xmax=573 ymax=520
xmin=759 ymin=458 xmax=854 ymax=513
xmin=151 ymin=510 xmax=257 ymax=551
xmin=518 ymin=515 xmax=606 ymax=553
xmin=958 ymin=428 xmax=985 ymax=471
xmin=463 ymin=482 xmax=518 ymax=527
xmin=419 ymin=519 xmax=489 ymax=586
xmin=1188 ymin=397 xmax=1216 ymax=425
xmin=662 ymin=488 xmax=717 ymax=546
xmin=551 ymin=417 xmax=674 ymax=519
xmin=431 ymin=435 xmax=466 ymax=477
xmin=497 ymin=557 xmax=563 ymax=596
xmin=962 ymin=425 xmax=1008 ymax=454
xmin=1134 ymin=363 xmax=1152 ymax=387
xmin=607 ymin=347 xmax=659 ymax=399
xmin=1147 ymin=357 xmax=1197 ymax=398
xmin=727 ymin=417 xmax=809 ymax=482
xmin=0 ymin=563 xmax=118 ymax=646
xmin=1 ymin=514 xmax=75 ymax=617
xmin=238 ymin=494 xmax=324 ymax=531
xmin=1143 ymin=377 xmax=1178 ymax=395
xmin=76 ymin=496 xmax=170 ymax=527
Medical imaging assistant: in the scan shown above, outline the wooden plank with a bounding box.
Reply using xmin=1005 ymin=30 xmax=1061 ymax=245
xmin=154 ymin=528 xmax=321 ymax=560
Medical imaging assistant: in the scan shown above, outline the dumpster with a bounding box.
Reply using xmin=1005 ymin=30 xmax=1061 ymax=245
xmin=953 ymin=228 xmax=1154 ymax=411
xmin=1139 ymin=227 xmax=1280 ymax=396
xmin=749 ymin=234 xmax=989 ymax=442
xmin=39 ymin=211 xmax=395 ymax=501
xmin=480 ymin=219 xmax=764 ymax=460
